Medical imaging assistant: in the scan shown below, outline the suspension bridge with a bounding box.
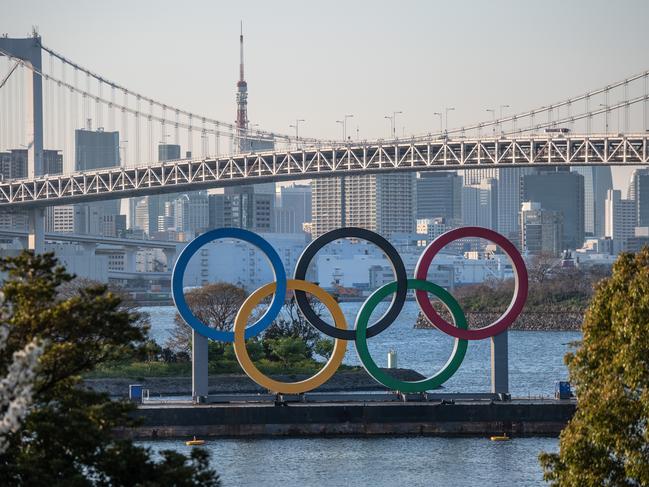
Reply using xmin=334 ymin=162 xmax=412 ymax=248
xmin=1 ymin=33 xmax=648 ymax=252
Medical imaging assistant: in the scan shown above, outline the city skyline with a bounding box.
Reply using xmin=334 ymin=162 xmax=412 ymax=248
xmin=3 ymin=0 xmax=649 ymax=189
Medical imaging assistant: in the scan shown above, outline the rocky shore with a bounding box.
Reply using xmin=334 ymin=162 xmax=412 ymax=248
xmin=84 ymin=368 xmax=426 ymax=398
xmin=415 ymin=311 xmax=584 ymax=331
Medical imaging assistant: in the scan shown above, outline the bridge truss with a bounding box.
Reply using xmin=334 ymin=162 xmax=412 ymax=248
xmin=2 ymin=133 xmax=647 ymax=208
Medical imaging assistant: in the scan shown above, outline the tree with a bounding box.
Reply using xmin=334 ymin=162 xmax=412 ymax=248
xmin=266 ymin=337 xmax=310 ymax=368
xmin=528 ymin=251 xmax=559 ymax=284
xmin=539 ymin=248 xmax=649 ymax=486
xmin=262 ymin=296 xmax=323 ymax=352
xmin=0 ymin=252 xmax=220 ymax=486
xmin=314 ymin=339 xmax=334 ymax=360
xmin=167 ymin=282 xmax=250 ymax=353
xmin=0 ymin=324 xmax=42 ymax=454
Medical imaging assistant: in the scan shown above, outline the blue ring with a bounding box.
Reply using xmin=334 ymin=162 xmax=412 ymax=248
xmin=171 ymin=228 xmax=287 ymax=342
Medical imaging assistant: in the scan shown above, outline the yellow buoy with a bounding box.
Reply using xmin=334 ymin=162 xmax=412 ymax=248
xmin=185 ymin=436 xmax=206 ymax=446
xmin=490 ymin=434 xmax=510 ymax=441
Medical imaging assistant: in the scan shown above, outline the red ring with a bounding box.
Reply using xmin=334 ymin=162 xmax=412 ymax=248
xmin=415 ymin=226 xmax=528 ymax=340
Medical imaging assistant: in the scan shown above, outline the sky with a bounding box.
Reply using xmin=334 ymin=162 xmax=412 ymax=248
xmin=2 ymin=0 xmax=649 ymax=189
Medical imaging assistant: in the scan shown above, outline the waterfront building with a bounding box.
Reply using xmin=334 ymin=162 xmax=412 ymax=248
xmin=496 ymin=167 xmax=533 ymax=242
xmin=519 ymin=201 xmax=563 ymax=256
xmin=73 ymin=127 xmax=121 ymax=235
xmin=0 ymin=149 xmax=63 ymax=232
xmin=627 ymin=168 xmax=649 ymax=227
xmin=521 ymin=168 xmax=585 ymax=250
xmin=605 ymin=189 xmax=637 ymax=253
xmin=181 ymin=233 xmax=309 ymax=290
xmin=275 ymin=183 xmax=312 ymax=234
xmin=311 ymin=174 xmax=415 ymax=239
xmin=137 ymin=144 xmax=184 ymax=236
xmin=311 ymin=177 xmax=344 ymax=237
xmin=571 ymin=166 xmax=613 ymax=237
xmin=416 ymin=171 xmax=462 ymax=222
xmin=172 ymin=192 xmax=209 ymax=238
xmin=461 ymin=178 xmax=498 ymax=230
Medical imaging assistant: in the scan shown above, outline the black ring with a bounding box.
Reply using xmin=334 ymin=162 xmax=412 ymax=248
xmin=293 ymin=227 xmax=408 ymax=340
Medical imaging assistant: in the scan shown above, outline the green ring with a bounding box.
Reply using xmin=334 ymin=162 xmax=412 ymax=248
xmin=354 ymin=279 xmax=468 ymax=393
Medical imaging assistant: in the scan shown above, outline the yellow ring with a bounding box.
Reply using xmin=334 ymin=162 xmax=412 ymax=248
xmin=233 ymin=279 xmax=348 ymax=394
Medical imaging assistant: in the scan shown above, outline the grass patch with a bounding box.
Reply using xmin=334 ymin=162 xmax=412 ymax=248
xmin=86 ymin=359 xmax=359 ymax=379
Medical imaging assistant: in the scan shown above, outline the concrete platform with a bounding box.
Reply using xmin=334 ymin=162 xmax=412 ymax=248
xmin=119 ymin=398 xmax=576 ymax=439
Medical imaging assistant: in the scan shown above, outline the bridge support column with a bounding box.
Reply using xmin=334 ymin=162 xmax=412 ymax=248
xmin=81 ymin=242 xmax=96 ymax=272
xmin=491 ymin=330 xmax=509 ymax=395
xmin=192 ymin=330 xmax=208 ymax=402
xmin=27 ymin=208 xmax=45 ymax=253
xmin=163 ymin=248 xmax=177 ymax=271
xmin=124 ymin=248 xmax=137 ymax=273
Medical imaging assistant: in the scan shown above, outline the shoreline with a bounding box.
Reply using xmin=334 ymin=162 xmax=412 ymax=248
xmin=84 ymin=368 xmax=427 ymax=398
xmin=415 ymin=311 xmax=584 ymax=331
xmin=118 ymin=399 xmax=576 ymax=439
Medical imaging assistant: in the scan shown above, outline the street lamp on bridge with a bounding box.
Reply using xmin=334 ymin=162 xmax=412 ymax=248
xmin=384 ymin=111 xmax=403 ymax=139
xmin=445 ymin=107 xmax=455 ymax=135
xmin=499 ymin=104 xmax=510 ymax=134
xmin=485 ymin=108 xmax=495 ymax=134
xmin=289 ymin=119 xmax=305 ymax=145
xmin=344 ymin=114 xmax=354 ymax=141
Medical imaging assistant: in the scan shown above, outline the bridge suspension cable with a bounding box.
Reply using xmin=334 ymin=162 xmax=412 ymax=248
xmin=413 ymin=68 xmax=649 ymax=140
xmin=39 ymin=43 xmax=322 ymax=145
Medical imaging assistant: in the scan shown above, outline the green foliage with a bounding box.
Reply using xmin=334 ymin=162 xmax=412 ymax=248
xmin=539 ymin=248 xmax=649 ymax=486
xmin=261 ymin=296 xmax=322 ymax=351
xmin=314 ymin=339 xmax=334 ymax=360
xmin=266 ymin=337 xmax=310 ymax=367
xmin=0 ymin=252 xmax=220 ymax=486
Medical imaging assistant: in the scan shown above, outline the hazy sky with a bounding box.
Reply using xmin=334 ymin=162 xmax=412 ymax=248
xmin=3 ymin=0 xmax=648 ymax=188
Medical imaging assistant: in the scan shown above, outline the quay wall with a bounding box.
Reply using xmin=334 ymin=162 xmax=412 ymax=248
xmin=121 ymin=400 xmax=576 ymax=439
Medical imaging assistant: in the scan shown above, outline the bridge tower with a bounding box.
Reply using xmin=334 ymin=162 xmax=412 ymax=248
xmin=0 ymin=32 xmax=45 ymax=252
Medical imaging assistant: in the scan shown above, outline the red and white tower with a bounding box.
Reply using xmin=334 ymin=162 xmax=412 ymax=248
xmin=236 ymin=23 xmax=248 ymax=151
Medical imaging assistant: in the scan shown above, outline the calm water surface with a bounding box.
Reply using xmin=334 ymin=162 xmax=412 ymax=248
xmin=140 ymin=436 xmax=558 ymax=486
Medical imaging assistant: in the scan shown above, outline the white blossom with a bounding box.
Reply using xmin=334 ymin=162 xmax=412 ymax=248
xmin=0 ymin=325 xmax=43 ymax=453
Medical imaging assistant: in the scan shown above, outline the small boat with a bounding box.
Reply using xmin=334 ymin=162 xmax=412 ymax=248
xmin=185 ymin=436 xmax=206 ymax=446
xmin=490 ymin=434 xmax=510 ymax=441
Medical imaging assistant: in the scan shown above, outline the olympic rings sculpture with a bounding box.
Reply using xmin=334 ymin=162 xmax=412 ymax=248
xmin=172 ymin=226 xmax=528 ymax=394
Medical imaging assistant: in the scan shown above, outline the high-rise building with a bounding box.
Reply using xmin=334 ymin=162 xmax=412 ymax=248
xmin=158 ymin=143 xmax=181 ymax=162
xmin=47 ymin=206 xmax=74 ymax=233
xmin=462 ymin=167 xmax=532 ymax=242
xmin=134 ymin=144 xmax=184 ymax=236
xmin=214 ymin=185 xmax=275 ymax=232
xmin=275 ymin=183 xmax=312 ymax=234
xmin=522 ymin=168 xmax=585 ymax=250
xmin=416 ymin=172 xmax=461 ymax=223
xmin=572 ymin=166 xmax=613 ymax=237
xmin=173 ymin=192 xmax=209 ymax=237
xmin=496 ymin=167 xmax=533 ymax=242
xmin=461 ymin=168 xmax=498 ymax=186
xmin=0 ymin=149 xmax=64 ymax=232
xmin=628 ymin=168 xmax=649 ymax=227
xmin=605 ymin=189 xmax=637 ymax=253
xmin=311 ymin=174 xmax=415 ymax=239
xmin=461 ymin=178 xmax=498 ymax=229
xmin=74 ymin=128 xmax=119 ymax=171
xmin=74 ymin=128 xmax=120 ymax=235
xmin=311 ymin=177 xmax=344 ymax=237
xmin=520 ymin=201 xmax=563 ymax=256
